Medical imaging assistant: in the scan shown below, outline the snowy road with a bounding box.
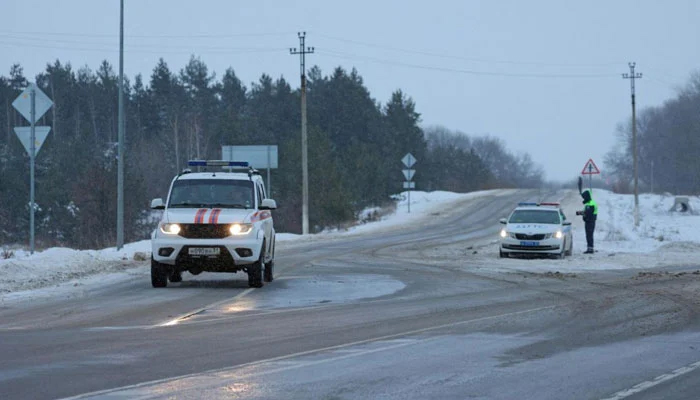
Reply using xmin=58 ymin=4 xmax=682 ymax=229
xmin=1 ymin=189 xmax=700 ymax=399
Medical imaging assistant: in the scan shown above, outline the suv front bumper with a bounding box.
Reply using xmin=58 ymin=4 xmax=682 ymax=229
xmin=152 ymin=232 xmax=263 ymax=267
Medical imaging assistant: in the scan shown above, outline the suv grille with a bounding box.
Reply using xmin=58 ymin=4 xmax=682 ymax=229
xmin=515 ymin=233 xmax=546 ymax=240
xmin=179 ymin=224 xmax=230 ymax=239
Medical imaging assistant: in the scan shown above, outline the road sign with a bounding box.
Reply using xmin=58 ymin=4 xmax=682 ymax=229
xmin=222 ymin=145 xmax=278 ymax=196
xmin=12 ymin=83 xmax=53 ymax=123
xmin=403 ymin=182 xmax=416 ymax=189
xmin=581 ymin=158 xmax=600 ymax=175
xmin=12 ymin=83 xmax=54 ymax=255
xmin=14 ymin=126 xmax=51 ymax=155
xmin=222 ymin=145 xmax=278 ymax=169
xmin=402 ymin=169 xmax=415 ymax=181
xmin=402 ymin=153 xmax=416 ymax=168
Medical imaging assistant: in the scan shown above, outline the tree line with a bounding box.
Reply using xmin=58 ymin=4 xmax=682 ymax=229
xmin=605 ymin=72 xmax=700 ymax=194
xmin=0 ymin=57 xmax=543 ymax=249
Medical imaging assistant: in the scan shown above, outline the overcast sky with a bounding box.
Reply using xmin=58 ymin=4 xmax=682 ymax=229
xmin=4 ymin=0 xmax=699 ymax=182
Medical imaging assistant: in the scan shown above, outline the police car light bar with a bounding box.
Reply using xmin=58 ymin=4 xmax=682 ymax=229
xmin=539 ymin=202 xmax=560 ymax=207
xmin=187 ymin=160 xmax=249 ymax=168
xmin=518 ymin=202 xmax=538 ymax=206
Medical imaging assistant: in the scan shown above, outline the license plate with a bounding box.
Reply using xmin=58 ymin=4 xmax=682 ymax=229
xmin=188 ymin=247 xmax=220 ymax=256
xmin=520 ymin=241 xmax=539 ymax=246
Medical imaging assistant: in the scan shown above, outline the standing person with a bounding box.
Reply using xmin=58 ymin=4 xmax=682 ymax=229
xmin=579 ymin=189 xmax=598 ymax=254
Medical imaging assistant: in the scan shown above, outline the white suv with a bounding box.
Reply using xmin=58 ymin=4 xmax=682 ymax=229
xmin=498 ymin=202 xmax=573 ymax=259
xmin=150 ymin=161 xmax=277 ymax=288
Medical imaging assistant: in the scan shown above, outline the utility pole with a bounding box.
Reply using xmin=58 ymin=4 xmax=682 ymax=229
xmin=117 ymin=0 xmax=125 ymax=249
xmin=290 ymin=32 xmax=314 ymax=235
xmin=623 ymin=62 xmax=642 ymax=227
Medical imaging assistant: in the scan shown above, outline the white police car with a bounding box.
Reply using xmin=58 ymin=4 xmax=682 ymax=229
xmin=150 ymin=160 xmax=277 ymax=288
xmin=499 ymin=202 xmax=573 ymax=259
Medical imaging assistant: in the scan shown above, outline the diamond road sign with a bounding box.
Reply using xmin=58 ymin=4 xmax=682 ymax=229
xmin=402 ymin=153 xmax=416 ymax=168
xmin=12 ymin=83 xmax=53 ymax=123
xmin=14 ymin=126 xmax=51 ymax=156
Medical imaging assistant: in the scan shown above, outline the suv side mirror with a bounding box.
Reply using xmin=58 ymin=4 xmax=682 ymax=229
xmin=499 ymin=218 xmax=507 ymax=224
xmin=259 ymin=199 xmax=277 ymax=210
xmin=151 ymin=198 xmax=165 ymax=210
xmin=563 ymin=221 xmax=572 ymax=226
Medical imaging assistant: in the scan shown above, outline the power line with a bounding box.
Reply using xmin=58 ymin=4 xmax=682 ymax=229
xmin=0 ymin=30 xmax=296 ymax=39
xmin=316 ymin=49 xmax=619 ymax=79
xmin=0 ymin=33 xmax=288 ymax=51
xmin=0 ymin=39 xmax=285 ymax=55
xmin=314 ymin=33 xmax=624 ymax=68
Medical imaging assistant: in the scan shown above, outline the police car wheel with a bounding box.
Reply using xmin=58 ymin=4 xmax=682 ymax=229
xmin=151 ymin=258 xmax=168 ymax=288
xmin=557 ymin=245 xmax=566 ymax=259
xmin=565 ymin=241 xmax=573 ymax=256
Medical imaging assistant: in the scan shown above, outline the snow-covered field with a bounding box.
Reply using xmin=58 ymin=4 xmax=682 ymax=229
xmin=2 ymin=189 xmax=699 ymax=298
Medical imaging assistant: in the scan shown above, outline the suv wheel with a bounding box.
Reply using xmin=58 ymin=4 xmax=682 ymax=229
xmin=248 ymin=262 xmax=263 ymax=288
xmin=151 ymin=258 xmax=168 ymax=288
xmin=264 ymin=260 xmax=274 ymax=282
xmin=248 ymin=245 xmax=264 ymax=288
xmin=264 ymin=239 xmax=275 ymax=282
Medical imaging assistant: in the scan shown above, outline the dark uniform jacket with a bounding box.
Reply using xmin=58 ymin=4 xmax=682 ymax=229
xmin=582 ymin=189 xmax=597 ymax=222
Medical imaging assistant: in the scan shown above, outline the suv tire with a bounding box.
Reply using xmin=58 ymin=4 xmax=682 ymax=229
xmin=264 ymin=260 xmax=274 ymax=282
xmin=151 ymin=258 xmax=168 ymax=288
xmin=248 ymin=245 xmax=264 ymax=288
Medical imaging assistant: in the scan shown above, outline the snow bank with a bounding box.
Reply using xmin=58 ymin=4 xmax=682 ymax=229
xmin=0 ymin=241 xmax=150 ymax=294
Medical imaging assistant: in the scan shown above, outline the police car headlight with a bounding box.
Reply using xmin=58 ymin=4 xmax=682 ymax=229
xmin=500 ymin=229 xmax=508 ymax=238
xmin=160 ymin=223 xmax=181 ymax=235
xmin=229 ymin=223 xmax=253 ymax=236
xmin=555 ymin=230 xmax=563 ymax=239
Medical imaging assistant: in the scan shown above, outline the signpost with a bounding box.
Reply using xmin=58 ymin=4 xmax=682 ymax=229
xmin=581 ymin=158 xmax=600 ymax=191
xmin=12 ymin=83 xmax=53 ymax=254
xmin=402 ymin=153 xmax=417 ymax=213
xmin=222 ymin=145 xmax=278 ymax=196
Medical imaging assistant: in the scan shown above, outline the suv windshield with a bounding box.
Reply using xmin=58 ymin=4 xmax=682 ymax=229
xmin=508 ymin=209 xmax=561 ymax=224
xmin=168 ymin=179 xmax=254 ymax=209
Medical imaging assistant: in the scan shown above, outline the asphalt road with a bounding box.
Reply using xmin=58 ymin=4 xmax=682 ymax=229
xmin=1 ymin=189 xmax=700 ymax=400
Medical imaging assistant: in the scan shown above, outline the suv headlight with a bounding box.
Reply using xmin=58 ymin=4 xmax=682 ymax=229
xmin=160 ymin=223 xmax=181 ymax=235
xmin=500 ymin=229 xmax=508 ymax=238
xmin=229 ymin=223 xmax=253 ymax=236
xmin=554 ymin=230 xmax=563 ymax=239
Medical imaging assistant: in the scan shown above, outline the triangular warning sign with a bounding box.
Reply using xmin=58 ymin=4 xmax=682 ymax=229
xmin=14 ymin=126 xmax=51 ymax=156
xmin=581 ymin=158 xmax=600 ymax=175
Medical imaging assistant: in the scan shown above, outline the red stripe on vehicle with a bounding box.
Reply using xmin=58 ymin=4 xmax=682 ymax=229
xmin=195 ymin=208 xmax=207 ymax=224
xmin=209 ymin=209 xmax=221 ymax=224
xmin=251 ymin=211 xmax=271 ymax=223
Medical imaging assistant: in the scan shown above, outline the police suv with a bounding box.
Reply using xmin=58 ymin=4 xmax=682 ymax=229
xmin=498 ymin=202 xmax=573 ymax=259
xmin=150 ymin=160 xmax=277 ymax=288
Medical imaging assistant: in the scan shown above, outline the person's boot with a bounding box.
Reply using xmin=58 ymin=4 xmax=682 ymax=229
xmin=584 ymin=247 xmax=594 ymax=254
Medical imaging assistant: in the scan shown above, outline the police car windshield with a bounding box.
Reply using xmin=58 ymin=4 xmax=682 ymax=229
xmin=168 ymin=179 xmax=254 ymax=209
xmin=508 ymin=209 xmax=561 ymax=224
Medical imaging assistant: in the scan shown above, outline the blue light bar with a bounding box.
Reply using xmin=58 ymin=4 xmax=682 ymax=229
xmin=187 ymin=160 xmax=249 ymax=167
xmin=518 ymin=202 xmax=538 ymax=206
